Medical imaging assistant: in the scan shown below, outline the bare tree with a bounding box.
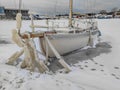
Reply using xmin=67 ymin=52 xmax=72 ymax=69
xmin=100 ymin=10 xmax=107 ymax=14
xmin=111 ymin=7 xmax=119 ymax=18
xmin=111 ymin=7 xmax=118 ymax=12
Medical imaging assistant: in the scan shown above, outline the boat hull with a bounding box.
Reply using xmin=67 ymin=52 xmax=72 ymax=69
xmin=41 ymin=30 xmax=99 ymax=57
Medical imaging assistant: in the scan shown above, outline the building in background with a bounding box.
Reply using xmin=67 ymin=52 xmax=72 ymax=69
xmin=4 ymin=8 xmax=29 ymax=20
xmin=0 ymin=6 xmax=5 ymax=19
xmin=0 ymin=6 xmax=29 ymax=20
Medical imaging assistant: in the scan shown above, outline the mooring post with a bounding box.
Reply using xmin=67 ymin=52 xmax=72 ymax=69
xmin=30 ymin=13 xmax=35 ymax=32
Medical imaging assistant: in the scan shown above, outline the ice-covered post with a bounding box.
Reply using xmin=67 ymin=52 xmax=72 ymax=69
xmin=16 ymin=13 xmax=22 ymax=35
xmin=15 ymin=0 xmax=22 ymax=35
xmin=30 ymin=13 xmax=35 ymax=32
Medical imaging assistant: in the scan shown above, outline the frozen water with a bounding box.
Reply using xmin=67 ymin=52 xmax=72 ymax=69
xmin=0 ymin=19 xmax=120 ymax=90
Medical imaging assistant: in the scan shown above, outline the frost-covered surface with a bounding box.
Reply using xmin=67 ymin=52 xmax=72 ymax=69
xmin=0 ymin=19 xmax=120 ymax=90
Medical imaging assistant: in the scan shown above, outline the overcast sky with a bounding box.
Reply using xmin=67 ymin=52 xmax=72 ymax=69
xmin=0 ymin=0 xmax=120 ymax=15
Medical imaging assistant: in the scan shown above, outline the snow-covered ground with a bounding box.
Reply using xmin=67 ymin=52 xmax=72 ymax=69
xmin=0 ymin=19 xmax=120 ymax=90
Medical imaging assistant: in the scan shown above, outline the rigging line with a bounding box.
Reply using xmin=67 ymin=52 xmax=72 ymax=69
xmin=62 ymin=0 xmax=68 ymax=15
xmin=22 ymin=2 xmax=25 ymax=9
xmin=92 ymin=0 xmax=95 ymax=13
xmin=54 ymin=0 xmax=58 ymax=16
xmin=93 ymin=0 xmax=96 ymax=18
xmin=91 ymin=0 xmax=93 ymax=12
xmin=89 ymin=0 xmax=91 ymax=12
xmin=86 ymin=0 xmax=89 ymax=27
xmin=90 ymin=0 xmax=96 ymax=19
xmin=86 ymin=0 xmax=89 ymax=13
xmin=62 ymin=0 xmax=69 ymax=15
xmin=83 ymin=0 xmax=88 ymax=20
xmin=93 ymin=0 xmax=96 ymax=13
xmin=86 ymin=0 xmax=88 ymax=12
xmin=14 ymin=0 xmax=17 ymax=9
xmin=85 ymin=0 xmax=89 ymax=22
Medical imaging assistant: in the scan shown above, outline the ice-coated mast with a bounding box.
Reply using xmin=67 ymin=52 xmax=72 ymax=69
xmin=69 ymin=0 xmax=73 ymax=27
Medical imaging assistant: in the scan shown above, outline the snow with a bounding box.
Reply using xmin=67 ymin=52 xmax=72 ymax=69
xmin=0 ymin=19 xmax=120 ymax=90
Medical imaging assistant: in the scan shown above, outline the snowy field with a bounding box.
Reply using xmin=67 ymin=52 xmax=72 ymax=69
xmin=0 ymin=19 xmax=120 ymax=90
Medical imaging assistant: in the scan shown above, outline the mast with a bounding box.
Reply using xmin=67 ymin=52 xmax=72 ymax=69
xmin=69 ymin=0 xmax=73 ymax=27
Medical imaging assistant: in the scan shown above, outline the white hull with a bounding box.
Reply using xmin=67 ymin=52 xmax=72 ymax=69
xmin=41 ymin=30 xmax=99 ymax=57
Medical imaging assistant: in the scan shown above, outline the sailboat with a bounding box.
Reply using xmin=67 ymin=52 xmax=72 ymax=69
xmin=8 ymin=0 xmax=101 ymax=72
xmin=26 ymin=0 xmax=100 ymax=57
